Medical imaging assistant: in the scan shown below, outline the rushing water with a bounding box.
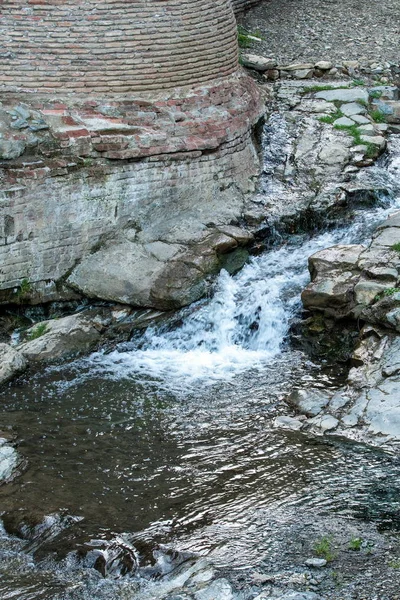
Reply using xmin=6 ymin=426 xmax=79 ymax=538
xmin=1 ymin=135 xmax=400 ymax=599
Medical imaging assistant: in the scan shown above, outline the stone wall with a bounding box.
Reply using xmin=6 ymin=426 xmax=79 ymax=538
xmin=1 ymin=0 xmax=238 ymax=94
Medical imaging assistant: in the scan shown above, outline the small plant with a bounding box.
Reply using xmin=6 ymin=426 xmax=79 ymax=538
xmin=392 ymin=242 xmax=400 ymax=253
xmin=352 ymin=78 xmax=365 ymax=86
xmin=369 ymin=89 xmax=383 ymax=99
xmin=26 ymin=322 xmax=48 ymax=341
xmin=16 ymin=278 xmax=32 ymax=301
xmin=389 ymin=559 xmax=400 ymax=569
xmin=318 ymin=108 xmax=344 ymax=125
xmin=334 ymin=123 xmax=364 ymax=146
xmin=237 ymin=25 xmax=263 ymax=48
xmin=374 ymin=288 xmax=398 ymax=302
xmin=314 ymin=536 xmax=337 ymax=562
xmin=365 ymin=142 xmax=378 ymax=159
xmin=348 ymin=537 xmax=363 ymax=551
xmin=370 ymin=109 xmax=387 ymax=123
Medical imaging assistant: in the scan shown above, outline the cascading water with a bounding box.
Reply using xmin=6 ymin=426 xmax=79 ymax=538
xmin=80 ymin=136 xmax=400 ymax=389
xmin=1 ymin=132 xmax=400 ymax=600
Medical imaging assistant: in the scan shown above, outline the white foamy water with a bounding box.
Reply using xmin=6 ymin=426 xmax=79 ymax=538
xmin=77 ymin=136 xmax=400 ymax=388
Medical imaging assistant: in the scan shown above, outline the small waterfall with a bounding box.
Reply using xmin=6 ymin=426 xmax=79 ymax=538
xmin=83 ymin=137 xmax=400 ymax=388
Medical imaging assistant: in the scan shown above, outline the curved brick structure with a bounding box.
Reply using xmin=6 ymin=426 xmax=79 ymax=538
xmin=1 ymin=0 xmax=238 ymax=94
xmin=232 ymin=0 xmax=262 ymax=13
xmin=0 ymin=1 xmax=264 ymax=307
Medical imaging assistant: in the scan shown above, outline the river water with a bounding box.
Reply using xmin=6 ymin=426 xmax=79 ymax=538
xmin=1 ymin=133 xmax=400 ymax=599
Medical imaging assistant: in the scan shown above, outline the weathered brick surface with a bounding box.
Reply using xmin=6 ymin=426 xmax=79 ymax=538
xmin=1 ymin=0 xmax=238 ymax=93
xmin=0 ymin=130 xmax=260 ymax=302
xmin=232 ymin=0 xmax=262 ymax=13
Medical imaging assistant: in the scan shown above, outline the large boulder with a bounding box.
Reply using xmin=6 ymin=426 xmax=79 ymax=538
xmin=0 ymin=343 xmax=27 ymax=385
xmin=67 ymin=230 xmax=251 ymax=310
xmin=18 ymin=313 xmax=102 ymax=362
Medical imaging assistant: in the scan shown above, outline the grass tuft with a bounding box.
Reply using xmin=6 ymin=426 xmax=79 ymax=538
xmin=26 ymin=322 xmax=48 ymax=341
xmin=348 ymin=538 xmax=363 ymax=551
xmin=370 ymin=109 xmax=387 ymax=123
xmin=314 ymin=536 xmax=337 ymax=562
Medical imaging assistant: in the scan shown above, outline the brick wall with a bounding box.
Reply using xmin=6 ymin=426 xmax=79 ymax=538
xmin=231 ymin=0 xmax=262 ymax=14
xmin=0 ymin=0 xmax=238 ymax=94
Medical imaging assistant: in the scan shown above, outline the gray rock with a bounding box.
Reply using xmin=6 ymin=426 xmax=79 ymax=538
xmin=18 ymin=314 xmax=102 ymax=362
xmin=314 ymin=61 xmax=332 ymax=70
xmin=360 ymin=135 xmax=386 ymax=148
xmin=351 ymin=114 xmax=370 ymax=124
xmin=373 ymin=227 xmax=400 ymax=247
xmin=365 ymin=380 xmax=400 ymax=437
xmin=294 ymin=69 xmax=314 ymax=79
xmin=0 ymin=138 xmax=25 ymax=160
xmin=67 ymin=235 xmax=242 ymax=310
xmin=308 ymin=245 xmax=363 ymax=278
xmin=368 ymin=86 xmax=398 ymax=101
xmin=194 ymin=578 xmax=233 ymax=600
xmin=356 ymin=124 xmax=377 ymax=136
xmin=341 ymin=102 xmax=367 ymax=117
xmin=0 ymin=443 xmax=20 ymax=482
xmin=287 ymin=389 xmax=332 ymax=417
xmin=315 ymin=88 xmax=369 ymax=103
xmin=308 ymin=414 xmax=339 ymax=432
xmin=301 ymin=270 xmax=357 ymax=314
xmin=241 ymin=54 xmax=277 ymax=71
xmin=333 ymin=117 xmax=355 ymax=127
xmin=280 ymin=62 xmax=314 ymax=71
xmin=318 ymin=141 xmax=350 ymax=166
xmin=354 ymin=281 xmax=389 ymax=305
xmin=305 ymin=558 xmax=327 ymax=568
xmin=274 ymin=416 xmax=304 ymax=430
xmin=0 ymin=343 xmax=27 ymax=385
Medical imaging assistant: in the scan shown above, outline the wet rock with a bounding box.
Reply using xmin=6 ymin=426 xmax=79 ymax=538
xmin=0 ymin=439 xmax=20 ymax=482
xmin=18 ymin=313 xmax=102 ymax=362
xmin=307 ymin=414 xmax=339 ymax=432
xmin=0 ymin=343 xmax=27 ymax=385
xmin=287 ymin=389 xmax=332 ymax=417
xmin=274 ymin=416 xmax=304 ymax=430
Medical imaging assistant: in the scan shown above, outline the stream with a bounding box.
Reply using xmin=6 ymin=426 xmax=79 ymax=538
xmin=1 ymin=131 xmax=400 ymax=599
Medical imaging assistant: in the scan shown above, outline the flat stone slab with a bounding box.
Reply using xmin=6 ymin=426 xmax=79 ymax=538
xmin=334 ymin=117 xmax=355 ymax=126
xmin=315 ymin=88 xmax=369 ymax=103
xmin=341 ymin=102 xmax=367 ymax=116
xmin=241 ymin=54 xmax=277 ymax=71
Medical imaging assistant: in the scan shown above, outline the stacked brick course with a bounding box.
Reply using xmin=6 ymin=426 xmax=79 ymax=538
xmin=231 ymin=0 xmax=262 ymax=13
xmin=1 ymin=0 xmax=238 ymax=94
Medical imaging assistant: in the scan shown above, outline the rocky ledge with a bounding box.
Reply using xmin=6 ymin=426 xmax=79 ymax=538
xmin=281 ymin=211 xmax=400 ymax=445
